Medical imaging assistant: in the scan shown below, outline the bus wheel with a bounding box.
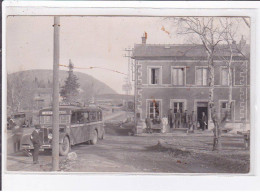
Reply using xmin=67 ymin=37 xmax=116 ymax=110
xmin=90 ymin=130 xmax=98 ymax=145
xmin=59 ymin=136 xmax=70 ymax=156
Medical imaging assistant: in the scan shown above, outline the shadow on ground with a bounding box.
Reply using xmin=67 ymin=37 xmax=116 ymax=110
xmin=146 ymin=142 xmax=191 ymax=157
xmin=105 ymin=122 xmax=134 ymax=136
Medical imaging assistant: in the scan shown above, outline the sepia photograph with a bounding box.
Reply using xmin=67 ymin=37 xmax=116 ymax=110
xmin=4 ymin=14 xmax=251 ymax=174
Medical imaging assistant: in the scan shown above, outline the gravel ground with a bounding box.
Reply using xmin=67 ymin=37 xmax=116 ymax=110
xmin=6 ymin=116 xmax=250 ymax=173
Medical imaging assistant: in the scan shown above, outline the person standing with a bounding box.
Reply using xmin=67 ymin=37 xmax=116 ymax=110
xmin=201 ymin=112 xmax=207 ymax=131
xmin=161 ymin=115 xmax=168 ymax=133
xmin=30 ymin=128 xmax=42 ymax=164
xmin=190 ymin=111 xmax=197 ymax=132
xmin=171 ymin=109 xmax=175 ymax=129
xmin=145 ymin=117 xmax=152 ymax=134
xmin=12 ymin=122 xmax=24 ymax=153
xmin=183 ymin=110 xmax=189 ymax=128
xmin=167 ymin=109 xmax=173 ymax=128
xmin=176 ymin=109 xmax=181 ymax=128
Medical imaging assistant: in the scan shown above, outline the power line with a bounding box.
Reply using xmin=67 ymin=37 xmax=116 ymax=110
xmin=59 ymin=64 xmax=127 ymax=75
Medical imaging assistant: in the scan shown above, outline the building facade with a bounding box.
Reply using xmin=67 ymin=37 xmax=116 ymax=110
xmin=132 ymin=37 xmax=250 ymax=133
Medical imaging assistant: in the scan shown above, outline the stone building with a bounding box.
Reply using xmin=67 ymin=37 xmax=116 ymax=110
xmin=131 ymin=36 xmax=250 ymax=133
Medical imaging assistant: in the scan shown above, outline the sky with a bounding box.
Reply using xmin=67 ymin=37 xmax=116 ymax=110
xmin=6 ymin=16 xmax=250 ymax=94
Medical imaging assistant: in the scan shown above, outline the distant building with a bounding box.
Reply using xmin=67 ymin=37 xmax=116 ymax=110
xmin=33 ymin=88 xmax=52 ymax=110
xmin=132 ymin=36 xmax=250 ymax=133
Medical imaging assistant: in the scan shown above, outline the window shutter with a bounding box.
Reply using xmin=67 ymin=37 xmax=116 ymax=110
xmin=196 ymin=68 xmax=202 ymax=85
xmin=202 ymin=68 xmax=208 ymax=86
xmin=178 ymin=68 xmax=184 ymax=85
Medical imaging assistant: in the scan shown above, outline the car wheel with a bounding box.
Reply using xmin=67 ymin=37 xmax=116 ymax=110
xmin=59 ymin=136 xmax=70 ymax=156
xmin=90 ymin=130 xmax=98 ymax=145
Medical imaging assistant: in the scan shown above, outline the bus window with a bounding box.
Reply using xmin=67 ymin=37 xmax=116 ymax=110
xmin=71 ymin=110 xmax=101 ymax=123
xmin=40 ymin=115 xmax=52 ymax=124
xmin=97 ymin=112 xmax=100 ymax=121
xmin=89 ymin=111 xmax=97 ymax=122
xmin=83 ymin=112 xmax=89 ymax=123
xmin=97 ymin=111 xmax=102 ymax=121
xmin=60 ymin=115 xmax=69 ymax=124
xmin=78 ymin=112 xmax=85 ymax=124
xmin=71 ymin=111 xmax=88 ymax=124
xmin=71 ymin=112 xmax=78 ymax=124
xmin=40 ymin=115 xmax=70 ymax=124
xmin=99 ymin=111 xmax=102 ymax=121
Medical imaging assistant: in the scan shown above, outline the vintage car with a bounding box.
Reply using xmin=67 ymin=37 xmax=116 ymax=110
xmin=20 ymin=104 xmax=105 ymax=156
xmin=7 ymin=112 xmax=32 ymax=129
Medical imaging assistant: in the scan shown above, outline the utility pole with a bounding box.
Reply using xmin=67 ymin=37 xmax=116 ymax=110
xmin=52 ymin=16 xmax=60 ymax=171
xmin=123 ymin=47 xmax=133 ymax=119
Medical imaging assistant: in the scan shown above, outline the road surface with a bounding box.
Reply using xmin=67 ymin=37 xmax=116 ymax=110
xmin=6 ymin=121 xmax=249 ymax=173
xmin=5 ymin=111 xmax=249 ymax=173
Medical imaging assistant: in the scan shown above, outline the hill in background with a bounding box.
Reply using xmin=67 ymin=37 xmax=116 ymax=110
xmin=8 ymin=69 xmax=116 ymax=93
xmin=7 ymin=69 xmax=118 ymax=111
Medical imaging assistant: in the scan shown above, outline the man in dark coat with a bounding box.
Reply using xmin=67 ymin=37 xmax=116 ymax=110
xmin=30 ymin=128 xmax=42 ymax=164
xmin=171 ymin=109 xmax=175 ymax=129
xmin=183 ymin=110 xmax=190 ymax=128
xmin=175 ymin=110 xmax=181 ymax=128
xmin=167 ymin=109 xmax=173 ymax=128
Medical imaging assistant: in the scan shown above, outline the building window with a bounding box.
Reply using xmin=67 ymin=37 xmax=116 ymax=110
xmin=221 ymin=67 xmax=229 ymax=86
xmin=220 ymin=101 xmax=234 ymax=121
xmin=173 ymin=102 xmax=184 ymax=113
xmin=196 ymin=67 xmax=208 ymax=86
xmin=172 ymin=67 xmax=185 ymax=85
xmin=147 ymin=100 xmax=161 ymax=120
xmin=149 ymin=68 xmax=160 ymax=85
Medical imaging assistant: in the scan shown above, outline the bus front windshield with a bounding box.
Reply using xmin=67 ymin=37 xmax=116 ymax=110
xmin=40 ymin=115 xmax=70 ymax=124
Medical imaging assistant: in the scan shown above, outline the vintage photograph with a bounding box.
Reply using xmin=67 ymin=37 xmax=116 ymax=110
xmin=5 ymin=15 xmax=250 ymax=173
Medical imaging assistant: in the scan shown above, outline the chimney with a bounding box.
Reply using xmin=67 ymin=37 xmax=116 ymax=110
xmin=142 ymin=32 xmax=147 ymax=44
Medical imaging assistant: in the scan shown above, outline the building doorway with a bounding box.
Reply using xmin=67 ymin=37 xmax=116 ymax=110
xmin=170 ymin=99 xmax=186 ymax=129
xmin=197 ymin=102 xmax=208 ymax=130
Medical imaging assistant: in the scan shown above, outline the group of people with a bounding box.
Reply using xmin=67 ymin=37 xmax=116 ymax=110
xmin=167 ymin=109 xmax=201 ymax=130
xmin=145 ymin=109 xmax=208 ymax=133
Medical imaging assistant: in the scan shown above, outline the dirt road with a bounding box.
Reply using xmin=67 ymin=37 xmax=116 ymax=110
xmin=6 ymin=120 xmax=249 ymax=173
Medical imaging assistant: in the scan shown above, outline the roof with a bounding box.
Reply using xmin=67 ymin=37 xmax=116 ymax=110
xmin=132 ymin=44 xmax=249 ymax=60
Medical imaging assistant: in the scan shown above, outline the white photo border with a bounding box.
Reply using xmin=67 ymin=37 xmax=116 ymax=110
xmin=2 ymin=1 xmax=260 ymax=190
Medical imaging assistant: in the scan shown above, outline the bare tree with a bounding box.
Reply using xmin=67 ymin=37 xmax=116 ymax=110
xmin=218 ymin=18 xmax=250 ymax=135
xmin=8 ymin=75 xmax=26 ymax=112
xmin=7 ymin=74 xmax=35 ymax=113
xmin=169 ymin=17 xmax=247 ymax=151
xmin=218 ymin=18 xmax=237 ymax=124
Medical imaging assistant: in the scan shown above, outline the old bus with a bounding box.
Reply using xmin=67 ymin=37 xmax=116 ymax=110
xmin=20 ymin=104 xmax=105 ymax=156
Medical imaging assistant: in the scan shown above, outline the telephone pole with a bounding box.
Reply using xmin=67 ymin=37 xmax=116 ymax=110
xmin=52 ymin=16 xmax=60 ymax=171
xmin=123 ymin=47 xmax=133 ymax=116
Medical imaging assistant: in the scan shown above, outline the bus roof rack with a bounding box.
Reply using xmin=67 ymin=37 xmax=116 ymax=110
xmin=59 ymin=101 xmax=82 ymax=107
